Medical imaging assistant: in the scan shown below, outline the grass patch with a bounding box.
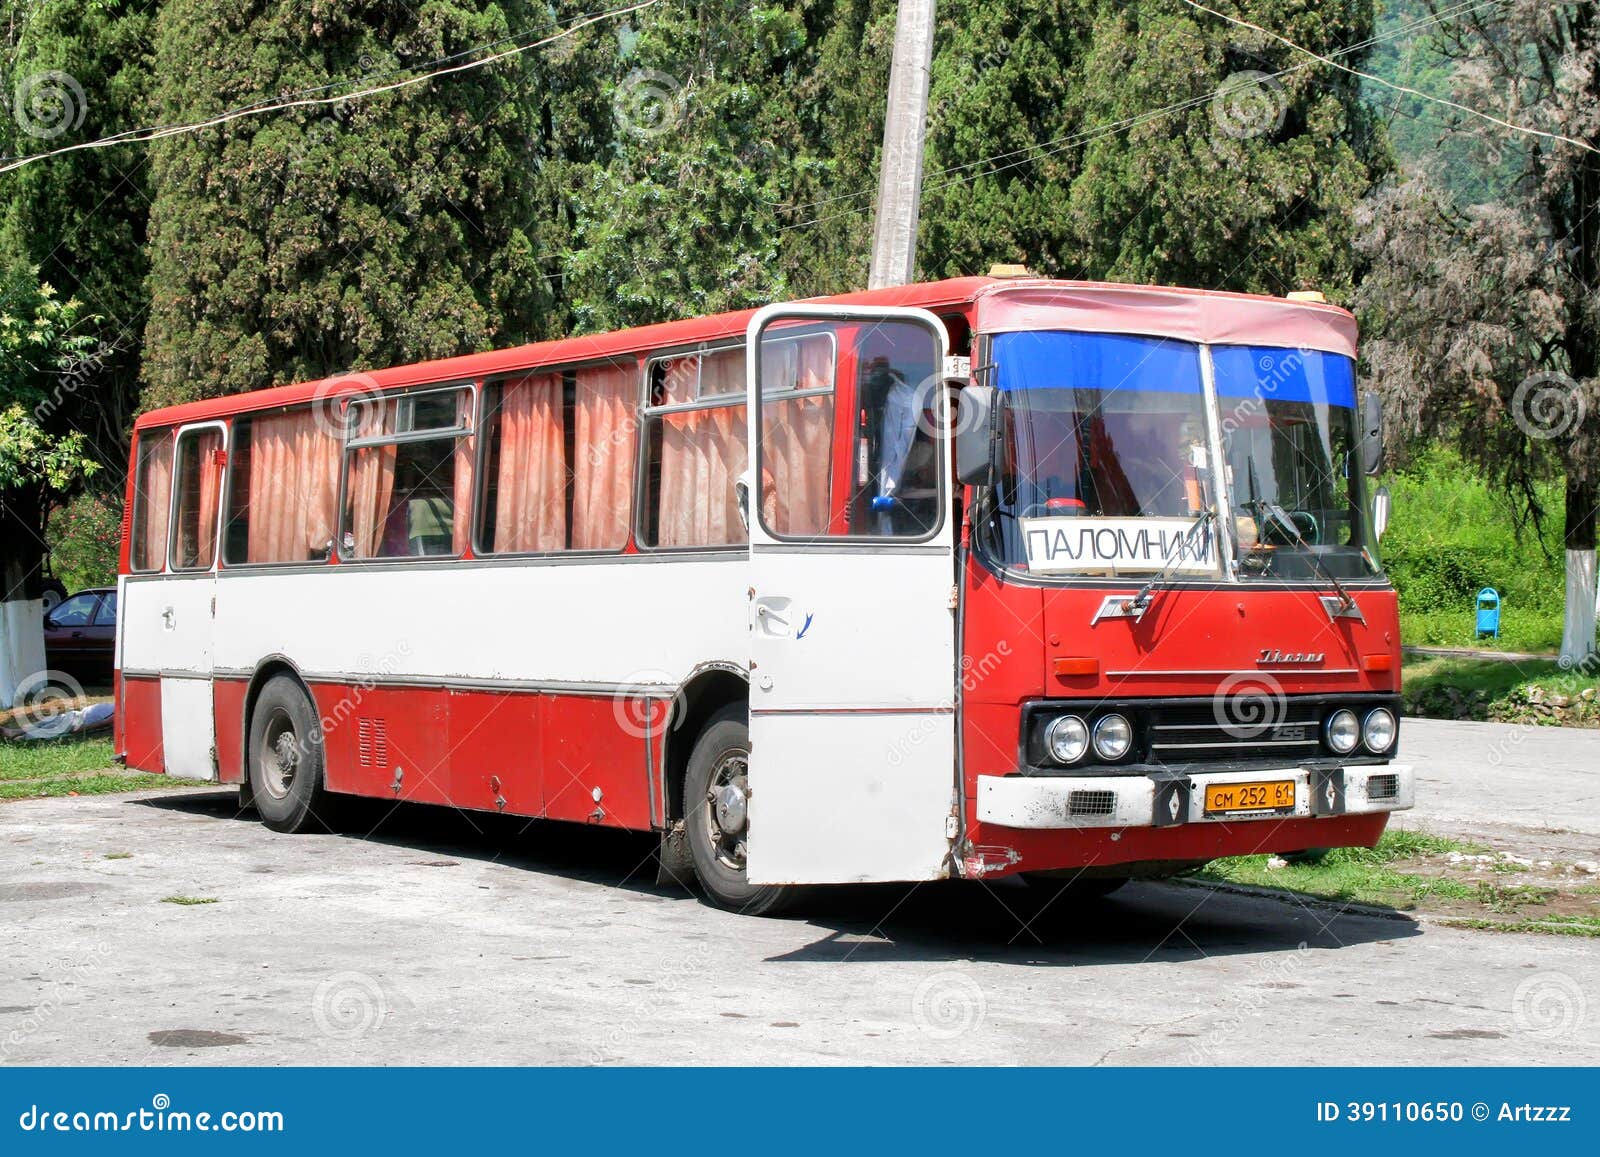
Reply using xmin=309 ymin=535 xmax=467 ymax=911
xmin=160 ymin=895 xmax=218 ymax=906
xmin=1198 ymin=829 xmax=1600 ymax=934
xmin=1440 ymin=916 xmax=1600 ymax=938
xmin=1401 ymin=655 xmax=1600 ymax=725
xmin=0 ymin=735 xmax=212 ymax=801
xmin=0 ymin=737 xmax=117 ymax=781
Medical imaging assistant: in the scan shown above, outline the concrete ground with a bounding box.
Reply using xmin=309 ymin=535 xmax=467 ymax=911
xmin=3 ymin=736 xmax=1597 ymax=1065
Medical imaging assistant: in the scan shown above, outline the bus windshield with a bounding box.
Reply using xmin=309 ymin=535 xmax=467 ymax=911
xmin=982 ymin=331 xmax=1378 ymax=581
xmin=1214 ymin=345 xmax=1378 ymax=582
xmin=987 ymin=331 xmax=1221 ymax=578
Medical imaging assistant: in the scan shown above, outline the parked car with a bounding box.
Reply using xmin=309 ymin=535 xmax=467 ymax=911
xmin=42 ymin=587 xmax=116 ymax=687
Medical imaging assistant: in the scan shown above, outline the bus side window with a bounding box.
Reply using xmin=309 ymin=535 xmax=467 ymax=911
xmin=223 ymin=410 xmax=341 ymax=565
xmin=478 ymin=362 xmax=635 ymax=554
xmin=341 ymin=386 xmax=474 ymax=560
xmin=641 ymin=347 xmax=747 ymax=549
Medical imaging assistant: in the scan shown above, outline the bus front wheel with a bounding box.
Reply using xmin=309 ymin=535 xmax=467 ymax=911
xmin=248 ymin=675 xmax=337 ymax=834
xmin=683 ymin=704 xmax=798 ymax=916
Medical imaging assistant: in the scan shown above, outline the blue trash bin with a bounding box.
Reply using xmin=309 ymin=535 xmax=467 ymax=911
xmin=1475 ymin=587 xmax=1501 ymax=639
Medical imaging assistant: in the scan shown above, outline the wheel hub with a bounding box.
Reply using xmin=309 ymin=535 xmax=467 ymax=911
xmin=713 ymin=781 xmax=747 ymax=834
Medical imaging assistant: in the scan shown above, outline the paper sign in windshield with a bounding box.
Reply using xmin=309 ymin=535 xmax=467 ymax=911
xmin=1020 ymin=515 xmax=1217 ymax=574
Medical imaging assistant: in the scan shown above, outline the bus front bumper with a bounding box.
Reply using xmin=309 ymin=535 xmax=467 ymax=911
xmin=976 ymin=764 xmax=1414 ymax=830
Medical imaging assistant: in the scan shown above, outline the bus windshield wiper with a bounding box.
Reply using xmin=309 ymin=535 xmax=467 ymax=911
xmin=1259 ymin=501 xmax=1361 ymax=619
xmin=1122 ymin=509 xmax=1215 ymax=617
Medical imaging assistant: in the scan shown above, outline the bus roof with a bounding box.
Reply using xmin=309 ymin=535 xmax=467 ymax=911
xmin=133 ymin=276 xmax=1356 ymax=430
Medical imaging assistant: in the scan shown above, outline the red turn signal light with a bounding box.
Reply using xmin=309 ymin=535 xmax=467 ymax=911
xmin=1362 ymin=653 xmax=1395 ymax=672
xmin=1053 ymin=657 xmax=1099 ymax=677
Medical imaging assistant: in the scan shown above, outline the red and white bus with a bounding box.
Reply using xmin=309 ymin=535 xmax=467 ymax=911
xmin=114 ymin=274 xmax=1411 ymax=913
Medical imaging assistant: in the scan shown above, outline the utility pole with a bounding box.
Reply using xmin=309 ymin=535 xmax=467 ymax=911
xmin=867 ymin=0 xmax=937 ymax=290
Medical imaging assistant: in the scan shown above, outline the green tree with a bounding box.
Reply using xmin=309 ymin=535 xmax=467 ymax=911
xmin=139 ymin=0 xmax=561 ymax=407
xmin=565 ymin=2 xmax=816 ymax=331
xmin=0 ymin=0 xmax=157 ymax=479
xmin=1357 ymin=1 xmax=1599 ymax=664
xmin=0 ymin=268 xmax=98 ymax=706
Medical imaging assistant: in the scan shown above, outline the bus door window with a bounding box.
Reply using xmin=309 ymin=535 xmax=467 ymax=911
xmin=170 ymin=426 xmax=224 ymax=570
xmin=851 ymin=327 xmax=940 ymax=538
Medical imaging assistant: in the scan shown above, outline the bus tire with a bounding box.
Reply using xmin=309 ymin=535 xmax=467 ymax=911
xmin=247 ymin=675 xmax=336 ymax=834
xmin=683 ymin=704 xmax=798 ymax=916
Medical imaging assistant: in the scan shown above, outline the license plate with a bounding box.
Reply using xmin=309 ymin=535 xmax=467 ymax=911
xmin=1204 ymin=779 xmax=1295 ymax=815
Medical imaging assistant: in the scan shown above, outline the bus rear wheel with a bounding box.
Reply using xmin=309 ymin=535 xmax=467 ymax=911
xmin=248 ymin=675 xmax=337 ymax=834
xmin=683 ymin=704 xmax=798 ymax=916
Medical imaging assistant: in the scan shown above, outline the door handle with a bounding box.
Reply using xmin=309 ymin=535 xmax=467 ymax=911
xmin=753 ymin=597 xmax=793 ymax=638
xmin=70 ymin=631 xmax=83 ymax=638
xmin=161 ymin=606 xmax=176 ymax=630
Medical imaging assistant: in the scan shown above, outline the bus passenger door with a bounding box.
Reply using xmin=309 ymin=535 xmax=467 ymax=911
xmin=744 ymin=305 xmax=958 ymax=885
xmin=155 ymin=422 xmax=226 ymax=780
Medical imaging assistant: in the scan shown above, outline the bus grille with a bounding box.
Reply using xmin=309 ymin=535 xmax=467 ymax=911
xmin=1067 ymin=789 xmax=1117 ymax=817
xmin=1146 ymin=700 xmax=1324 ymax=767
xmin=1367 ymin=773 xmax=1399 ymax=801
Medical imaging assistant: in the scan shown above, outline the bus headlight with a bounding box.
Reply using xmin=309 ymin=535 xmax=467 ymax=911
xmin=1324 ymin=708 xmax=1360 ymax=755
xmin=1362 ymin=708 xmax=1397 ymax=753
xmin=1046 ymin=715 xmax=1089 ymax=764
xmin=1092 ymin=714 xmax=1132 ymax=761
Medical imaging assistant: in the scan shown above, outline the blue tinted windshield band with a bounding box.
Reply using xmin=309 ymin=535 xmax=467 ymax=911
xmin=1211 ymin=344 xmax=1356 ymax=408
xmin=993 ymin=331 xmax=1202 ymax=396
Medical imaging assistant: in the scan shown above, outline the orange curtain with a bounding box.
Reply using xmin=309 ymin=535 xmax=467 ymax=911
xmin=658 ymin=349 xmax=746 ymax=547
xmin=760 ymin=335 xmax=834 ymax=537
xmin=572 ymin=363 xmax=638 ymax=550
xmin=346 ymin=401 xmax=396 ymax=558
xmin=196 ymin=433 xmax=221 ymax=568
xmin=135 ymin=433 xmax=173 ymax=571
xmin=452 ymin=391 xmax=475 ymax=554
xmin=493 ymin=374 xmax=566 ymax=552
xmin=246 ymin=410 xmax=340 ymax=562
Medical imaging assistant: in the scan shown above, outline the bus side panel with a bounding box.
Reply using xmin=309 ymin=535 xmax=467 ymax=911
xmin=313 ymin=683 xmax=453 ymax=806
xmin=213 ymin=676 xmax=247 ymax=784
xmin=541 ymin=693 xmax=657 ymax=830
xmin=120 ymin=674 xmax=165 ymax=773
xmin=447 ymin=688 xmax=542 ymax=817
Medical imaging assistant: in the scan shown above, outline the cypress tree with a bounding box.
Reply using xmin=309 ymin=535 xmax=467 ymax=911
xmin=139 ymin=0 xmax=560 ymax=407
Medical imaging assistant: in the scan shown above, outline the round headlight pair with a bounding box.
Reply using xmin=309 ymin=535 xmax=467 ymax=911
xmin=1046 ymin=713 xmax=1132 ymax=764
xmin=1324 ymin=707 xmax=1397 ymax=755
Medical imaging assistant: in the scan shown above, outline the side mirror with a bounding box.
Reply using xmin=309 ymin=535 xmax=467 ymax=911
xmin=955 ymin=384 xmax=999 ymax=487
xmin=1361 ymin=391 xmax=1385 ymax=476
xmin=733 ymin=473 xmax=751 ymax=533
xmin=1373 ymin=485 xmax=1391 ymax=543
